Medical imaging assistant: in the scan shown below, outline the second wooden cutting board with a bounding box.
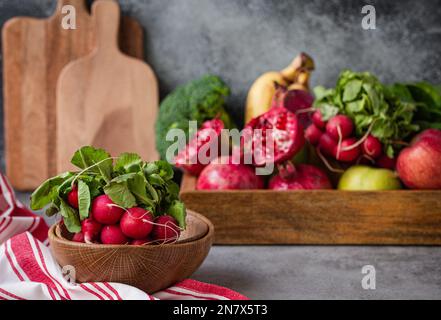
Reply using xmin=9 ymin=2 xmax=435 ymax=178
xmin=2 ymin=0 xmax=144 ymax=190
xmin=56 ymin=0 xmax=159 ymax=173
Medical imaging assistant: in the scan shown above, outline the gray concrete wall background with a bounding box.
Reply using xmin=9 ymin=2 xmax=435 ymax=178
xmin=0 ymin=0 xmax=440 ymax=160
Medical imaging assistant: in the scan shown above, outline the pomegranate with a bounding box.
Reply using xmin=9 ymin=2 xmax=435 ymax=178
xmin=197 ymin=157 xmax=264 ymax=190
xmin=269 ymin=164 xmax=332 ymax=190
xmin=175 ymin=119 xmax=225 ymax=176
xmin=271 ymin=84 xmax=314 ymax=127
xmin=243 ymin=107 xmax=305 ymax=167
xmin=397 ymin=129 xmax=441 ymax=189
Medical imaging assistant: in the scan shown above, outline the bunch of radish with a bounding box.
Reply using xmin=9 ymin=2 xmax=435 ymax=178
xmin=68 ymin=193 xmax=181 ymax=246
xmin=306 ymin=111 xmax=396 ymax=170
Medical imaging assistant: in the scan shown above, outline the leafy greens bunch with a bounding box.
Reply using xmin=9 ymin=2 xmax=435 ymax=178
xmin=30 ymin=146 xmax=186 ymax=233
xmin=314 ymin=70 xmax=441 ymax=157
xmin=404 ymin=82 xmax=441 ymax=130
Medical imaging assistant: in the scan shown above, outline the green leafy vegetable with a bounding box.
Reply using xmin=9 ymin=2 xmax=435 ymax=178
xmin=104 ymin=181 xmax=137 ymax=209
xmin=77 ymin=180 xmax=91 ymax=220
xmin=114 ymin=153 xmax=142 ymax=173
xmin=343 ymin=79 xmax=363 ymax=102
xmin=59 ymin=199 xmax=81 ymax=233
xmin=71 ymin=146 xmax=113 ymax=183
xmin=127 ymin=174 xmax=156 ymax=209
xmin=167 ymin=201 xmax=187 ymax=229
xmin=45 ymin=205 xmax=60 ymax=217
xmin=87 ymin=178 xmax=104 ymax=199
xmin=405 ymin=82 xmax=441 ymax=130
xmin=164 ymin=180 xmax=180 ymax=203
xmin=30 ymin=172 xmax=74 ymax=210
xmin=155 ymin=160 xmax=175 ymax=181
xmin=155 ymin=75 xmax=235 ymax=160
xmin=145 ymin=180 xmax=159 ymax=202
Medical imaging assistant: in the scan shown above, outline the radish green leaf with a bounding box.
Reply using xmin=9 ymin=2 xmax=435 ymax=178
xmin=78 ymin=180 xmax=91 ymax=220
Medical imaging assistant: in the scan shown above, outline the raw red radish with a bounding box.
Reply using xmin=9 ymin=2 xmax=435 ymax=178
xmin=312 ymin=110 xmax=326 ymax=129
xmin=131 ymin=238 xmax=152 ymax=246
xmin=100 ymin=225 xmax=128 ymax=245
xmin=151 ymin=215 xmax=181 ymax=244
xmin=305 ymin=124 xmax=323 ymax=146
xmin=81 ymin=218 xmax=102 ymax=243
xmin=72 ymin=232 xmax=85 ymax=243
xmin=397 ymin=129 xmax=441 ymax=189
xmin=120 ymin=207 xmax=154 ymax=240
xmin=67 ymin=185 xmax=79 ymax=209
xmin=269 ymin=164 xmax=332 ymax=190
xmin=243 ymin=107 xmax=305 ymax=167
xmin=377 ymin=155 xmax=397 ymax=170
xmin=175 ymin=119 xmax=225 ymax=176
xmin=197 ymin=157 xmax=264 ymax=190
xmin=362 ymin=135 xmax=383 ymax=159
xmin=271 ymin=84 xmax=314 ymax=127
xmin=326 ymin=115 xmax=354 ymax=141
xmin=357 ymin=156 xmax=375 ymax=166
xmin=318 ymin=133 xmax=338 ymax=158
xmin=91 ymin=195 xmax=124 ymax=225
xmin=336 ymin=138 xmax=361 ymax=163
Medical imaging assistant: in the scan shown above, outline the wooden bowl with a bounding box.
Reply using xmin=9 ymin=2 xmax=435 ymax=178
xmin=49 ymin=210 xmax=214 ymax=294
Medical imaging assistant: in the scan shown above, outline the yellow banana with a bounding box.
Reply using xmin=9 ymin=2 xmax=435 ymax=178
xmin=288 ymin=70 xmax=312 ymax=92
xmin=245 ymin=53 xmax=315 ymax=125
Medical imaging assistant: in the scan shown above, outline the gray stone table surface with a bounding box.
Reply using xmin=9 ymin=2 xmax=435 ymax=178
xmin=15 ymin=192 xmax=441 ymax=300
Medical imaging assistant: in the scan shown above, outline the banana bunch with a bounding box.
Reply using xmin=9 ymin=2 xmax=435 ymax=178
xmin=245 ymin=53 xmax=315 ymax=125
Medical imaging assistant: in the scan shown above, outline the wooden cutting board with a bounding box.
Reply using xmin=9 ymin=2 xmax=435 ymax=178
xmin=2 ymin=0 xmax=144 ymax=191
xmin=56 ymin=0 xmax=159 ymax=173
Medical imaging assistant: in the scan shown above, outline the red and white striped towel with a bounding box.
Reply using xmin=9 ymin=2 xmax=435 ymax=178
xmin=0 ymin=173 xmax=247 ymax=301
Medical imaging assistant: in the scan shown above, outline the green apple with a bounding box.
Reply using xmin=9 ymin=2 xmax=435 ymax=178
xmin=338 ymin=166 xmax=402 ymax=191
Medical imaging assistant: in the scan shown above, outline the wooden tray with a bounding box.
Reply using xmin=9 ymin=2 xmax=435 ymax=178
xmin=180 ymin=174 xmax=441 ymax=245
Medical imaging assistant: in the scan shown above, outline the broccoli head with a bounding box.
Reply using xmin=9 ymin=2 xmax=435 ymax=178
xmin=155 ymin=75 xmax=235 ymax=160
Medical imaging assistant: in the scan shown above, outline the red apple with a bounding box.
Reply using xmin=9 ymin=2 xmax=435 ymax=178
xmin=396 ymin=129 xmax=441 ymax=189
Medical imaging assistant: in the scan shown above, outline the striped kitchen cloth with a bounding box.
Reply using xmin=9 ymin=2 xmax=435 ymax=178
xmin=0 ymin=173 xmax=247 ymax=300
